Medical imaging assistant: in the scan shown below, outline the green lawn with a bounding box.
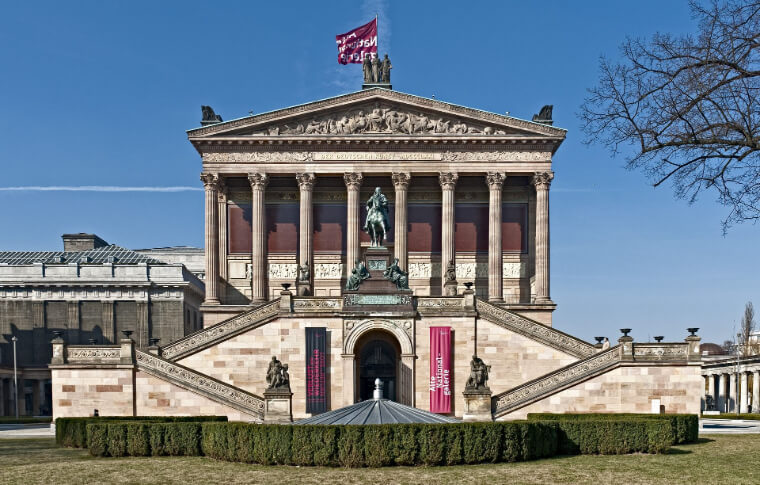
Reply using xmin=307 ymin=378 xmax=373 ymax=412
xmin=1 ymin=435 xmax=759 ymax=485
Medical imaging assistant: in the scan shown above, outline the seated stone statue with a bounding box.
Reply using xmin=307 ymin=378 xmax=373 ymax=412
xmin=345 ymin=260 xmax=371 ymax=290
xmin=465 ymin=354 xmax=490 ymax=392
xmin=383 ymin=257 xmax=409 ymax=290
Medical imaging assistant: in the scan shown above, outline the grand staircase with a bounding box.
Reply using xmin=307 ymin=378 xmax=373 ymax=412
xmin=476 ymin=299 xmax=596 ymax=359
xmin=136 ymin=349 xmax=265 ymax=421
xmin=161 ymin=299 xmax=280 ymax=361
xmin=491 ymin=346 xmax=621 ymax=418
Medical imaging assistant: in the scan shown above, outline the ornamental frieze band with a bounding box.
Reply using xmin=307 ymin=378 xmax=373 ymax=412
xmin=202 ymin=150 xmax=551 ymax=164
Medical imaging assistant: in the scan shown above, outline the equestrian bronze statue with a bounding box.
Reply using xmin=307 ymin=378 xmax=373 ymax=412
xmin=363 ymin=187 xmax=390 ymax=247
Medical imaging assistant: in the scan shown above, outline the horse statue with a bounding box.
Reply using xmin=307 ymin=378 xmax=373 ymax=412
xmin=363 ymin=187 xmax=389 ymax=247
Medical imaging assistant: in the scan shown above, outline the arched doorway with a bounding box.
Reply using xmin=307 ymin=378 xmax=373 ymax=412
xmin=355 ymin=330 xmax=401 ymax=402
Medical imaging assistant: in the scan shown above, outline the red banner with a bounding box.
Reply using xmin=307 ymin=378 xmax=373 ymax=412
xmin=335 ymin=18 xmax=377 ymax=65
xmin=429 ymin=326 xmax=451 ymax=413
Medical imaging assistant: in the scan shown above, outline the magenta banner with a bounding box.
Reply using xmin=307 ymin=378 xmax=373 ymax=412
xmin=335 ymin=18 xmax=377 ymax=65
xmin=429 ymin=326 xmax=451 ymax=413
xmin=305 ymin=327 xmax=327 ymax=414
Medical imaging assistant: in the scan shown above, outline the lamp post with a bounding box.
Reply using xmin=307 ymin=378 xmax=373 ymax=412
xmin=11 ymin=336 xmax=18 ymax=419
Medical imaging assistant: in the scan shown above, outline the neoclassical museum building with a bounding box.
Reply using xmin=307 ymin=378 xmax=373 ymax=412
xmin=50 ymin=87 xmax=704 ymax=422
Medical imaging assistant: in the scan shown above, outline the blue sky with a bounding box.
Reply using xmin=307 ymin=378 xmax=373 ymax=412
xmin=1 ymin=1 xmax=757 ymax=345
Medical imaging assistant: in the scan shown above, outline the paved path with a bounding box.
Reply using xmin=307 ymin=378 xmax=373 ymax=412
xmin=700 ymin=418 xmax=760 ymax=434
xmin=0 ymin=423 xmax=54 ymax=439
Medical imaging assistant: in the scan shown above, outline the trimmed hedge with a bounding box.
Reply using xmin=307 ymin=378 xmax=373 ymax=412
xmin=55 ymin=416 xmax=227 ymax=448
xmin=527 ymin=413 xmax=698 ymax=446
xmin=88 ymin=422 xmax=203 ymax=457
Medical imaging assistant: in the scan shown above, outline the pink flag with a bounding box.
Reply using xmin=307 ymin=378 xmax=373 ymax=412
xmin=429 ymin=326 xmax=451 ymax=413
xmin=335 ymin=18 xmax=377 ymax=65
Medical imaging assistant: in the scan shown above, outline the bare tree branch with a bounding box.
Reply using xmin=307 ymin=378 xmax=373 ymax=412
xmin=580 ymin=0 xmax=760 ymax=231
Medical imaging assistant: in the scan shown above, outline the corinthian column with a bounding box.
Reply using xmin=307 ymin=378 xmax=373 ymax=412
xmin=439 ymin=172 xmax=458 ymax=293
xmin=200 ymin=173 xmax=221 ymax=305
xmin=217 ymin=178 xmax=228 ymax=287
xmin=392 ymin=172 xmax=411 ymax=270
xmin=248 ymin=173 xmax=269 ymax=302
xmin=487 ymin=172 xmax=506 ymax=303
xmin=532 ymin=171 xmax=553 ymax=303
xmin=296 ymin=173 xmax=316 ymax=276
xmin=344 ymin=172 xmax=363 ymax=269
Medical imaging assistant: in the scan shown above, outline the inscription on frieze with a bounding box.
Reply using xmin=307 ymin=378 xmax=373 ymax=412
xmin=313 ymin=152 xmax=441 ymax=161
xmin=344 ymin=294 xmax=412 ymax=306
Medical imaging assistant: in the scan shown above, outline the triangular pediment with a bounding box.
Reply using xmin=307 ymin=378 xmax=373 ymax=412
xmin=187 ymin=89 xmax=566 ymax=140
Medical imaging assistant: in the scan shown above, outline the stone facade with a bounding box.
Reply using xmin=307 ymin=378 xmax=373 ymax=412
xmin=47 ymin=88 xmax=705 ymax=422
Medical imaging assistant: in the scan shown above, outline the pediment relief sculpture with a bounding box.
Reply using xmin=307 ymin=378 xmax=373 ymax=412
xmin=249 ymin=104 xmax=511 ymax=137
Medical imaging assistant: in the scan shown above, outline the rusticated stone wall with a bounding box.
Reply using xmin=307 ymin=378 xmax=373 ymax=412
xmin=501 ymin=364 xmax=704 ymax=420
xmin=177 ymin=317 xmax=344 ymax=419
xmin=414 ymin=316 xmax=577 ymax=416
xmin=135 ymin=372 xmax=257 ymax=421
xmin=51 ymin=368 xmax=134 ymax=419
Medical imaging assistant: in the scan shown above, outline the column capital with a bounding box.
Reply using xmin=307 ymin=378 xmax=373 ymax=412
xmin=217 ymin=178 xmax=227 ymax=201
xmin=296 ymin=173 xmax=316 ymax=190
xmin=486 ymin=172 xmax=506 ymax=189
xmin=200 ymin=172 xmax=220 ymax=189
xmin=248 ymin=173 xmax=269 ymax=189
xmin=392 ymin=172 xmax=411 ymax=189
xmin=532 ymin=171 xmax=554 ymax=189
xmin=344 ymin=172 xmax=363 ymax=189
xmin=439 ymin=172 xmax=458 ymax=189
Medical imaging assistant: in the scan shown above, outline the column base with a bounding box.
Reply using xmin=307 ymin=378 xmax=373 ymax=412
xmin=204 ymin=298 xmax=221 ymax=305
xmin=488 ymin=298 xmax=504 ymax=304
xmin=444 ymin=280 xmax=458 ymax=297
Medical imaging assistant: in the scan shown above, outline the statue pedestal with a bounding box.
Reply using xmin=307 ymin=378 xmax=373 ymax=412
xmin=362 ymin=82 xmax=392 ymax=90
xmin=444 ymin=280 xmax=458 ymax=297
xmin=264 ymin=389 xmax=293 ymax=424
xmin=343 ymin=246 xmax=413 ymax=312
xmin=463 ymin=389 xmax=493 ymax=422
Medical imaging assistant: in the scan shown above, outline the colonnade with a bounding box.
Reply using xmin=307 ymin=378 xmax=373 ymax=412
xmin=201 ymin=171 xmax=554 ymax=305
xmin=704 ymin=370 xmax=760 ymax=413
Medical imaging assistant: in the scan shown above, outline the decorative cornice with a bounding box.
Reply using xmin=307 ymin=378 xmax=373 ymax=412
xmin=486 ymin=172 xmax=506 ymax=189
xmin=136 ymin=350 xmax=264 ymax=420
xmin=295 ymin=173 xmax=316 ymax=190
xmin=493 ymin=346 xmax=621 ymax=416
xmin=532 ymin=171 xmax=554 ymax=189
xmin=439 ymin=172 xmax=459 ymax=190
xmin=187 ymin=89 xmax=567 ymax=139
xmin=343 ymin=172 xmax=363 ymax=189
xmin=247 ymin=173 xmax=269 ymax=189
xmin=476 ymin=299 xmax=596 ymax=359
xmin=392 ymin=172 xmax=411 ymax=189
xmin=161 ymin=300 xmax=280 ymax=360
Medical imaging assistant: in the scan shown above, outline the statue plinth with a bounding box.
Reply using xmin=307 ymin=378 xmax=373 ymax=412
xmin=264 ymin=388 xmax=293 ymax=424
xmin=444 ymin=280 xmax=458 ymax=296
xmin=343 ymin=246 xmax=413 ymax=311
xmin=462 ymin=388 xmax=493 ymax=422
xmin=362 ymin=82 xmax=392 ymax=90
xmin=296 ymin=282 xmax=311 ymax=296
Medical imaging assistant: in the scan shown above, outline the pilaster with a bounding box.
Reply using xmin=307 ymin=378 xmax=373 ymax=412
xmin=532 ymin=171 xmax=553 ymax=303
xmin=344 ymin=173 xmax=363 ymax=271
xmin=66 ymin=300 xmax=80 ymax=344
xmin=486 ymin=172 xmax=505 ymax=302
xmin=392 ymin=172 xmax=411 ymax=270
xmin=248 ymin=173 xmax=269 ymax=302
xmin=439 ymin=172 xmax=458 ymax=294
xmin=102 ymin=301 xmax=114 ymax=344
xmin=217 ymin=178 xmax=228 ymax=288
xmin=136 ymin=301 xmax=149 ymax=348
xmin=201 ymin=173 xmax=221 ymax=305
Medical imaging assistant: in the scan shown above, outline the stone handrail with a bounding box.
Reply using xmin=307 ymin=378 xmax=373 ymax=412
xmin=476 ymin=299 xmax=596 ymax=359
xmin=136 ymin=350 xmax=264 ymax=421
xmin=162 ymin=299 xmax=280 ymax=360
xmin=64 ymin=345 xmax=122 ymax=364
xmin=492 ymin=345 xmax=622 ymax=417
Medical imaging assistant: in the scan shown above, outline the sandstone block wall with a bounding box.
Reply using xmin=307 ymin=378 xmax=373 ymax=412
xmin=414 ymin=316 xmax=576 ymax=417
xmin=135 ymin=372 xmax=257 ymax=421
xmin=52 ymin=368 xmax=134 ymax=419
xmin=178 ymin=317 xmax=344 ymax=419
xmin=502 ymin=364 xmax=704 ymax=420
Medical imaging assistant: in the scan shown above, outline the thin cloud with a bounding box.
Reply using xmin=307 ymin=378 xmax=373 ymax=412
xmin=0 ymin=186 xmax=203 ymax=193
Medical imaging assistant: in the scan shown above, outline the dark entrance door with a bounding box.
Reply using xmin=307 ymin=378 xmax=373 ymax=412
xmin=358 ymin=338 xmax=398 ymax=401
